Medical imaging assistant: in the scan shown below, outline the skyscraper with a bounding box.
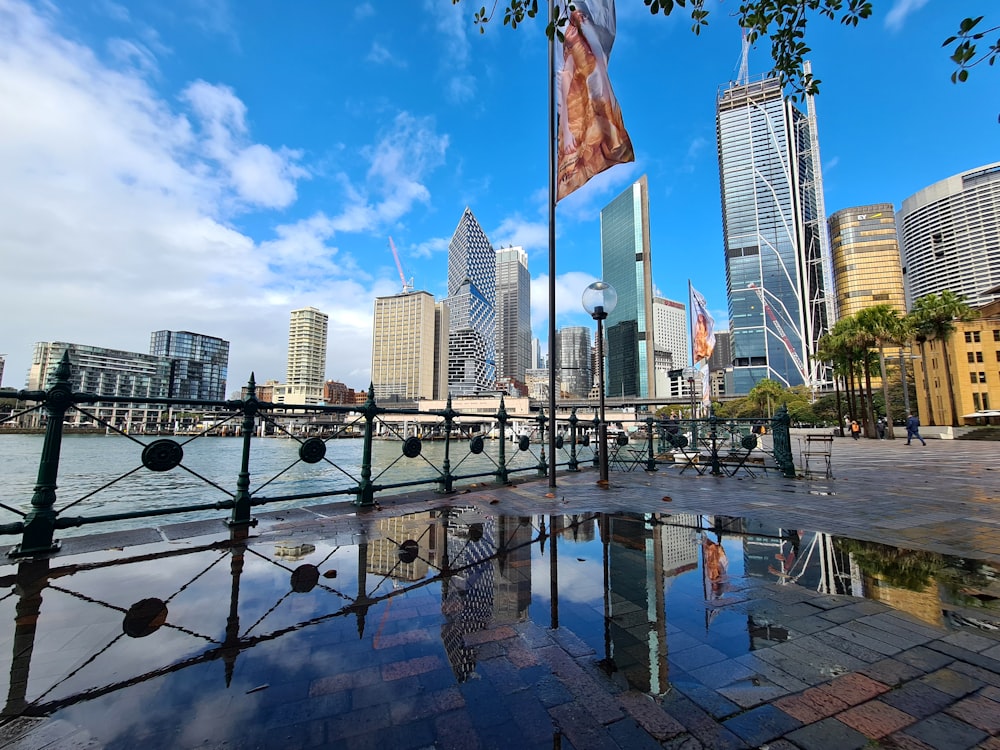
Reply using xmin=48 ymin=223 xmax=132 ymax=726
xmin=371 ymin=291 xmax=448 ymax=401
xmin=495 ymin=246 xmax=531 ymax=386
xmin=600 ymin=175 xmax=656 ymax=398
xmin=652 ymin=297 xmax=688 ymax=368
xmin=445 ymin=208 xmax=496 ymax=396
xmin=150 ymin=330 xmax=230 ymax=400
xmin=556 ymin=326 xmax=592 ymax=397
xmin=828 ymin=204 xmax=905 ymax=319
xmin=716 ymin=69 xmax=833 ymax=393
xmin=898 ymin=162 xmax=1000 ymax=309
xmin=283 ymin=306 xmax=328 ymax=405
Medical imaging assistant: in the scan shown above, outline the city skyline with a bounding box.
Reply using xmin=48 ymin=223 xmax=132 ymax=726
xmin=0 ymin=1 xmax=996 ymax=391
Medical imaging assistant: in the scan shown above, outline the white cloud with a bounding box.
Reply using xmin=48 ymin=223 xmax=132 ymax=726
xmin=530 ymin=270 xmax=600 ymax=337
xmin=884 ymin=0 xmax=929 ymax=31
xmin=491 ymin=215 xmax=548 ymax=253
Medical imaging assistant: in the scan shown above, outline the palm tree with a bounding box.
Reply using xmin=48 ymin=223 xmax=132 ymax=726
xmin=856 ymin=305 xmax=909 ymax=439
xmin=908 ymin=291 xmax=975 ymax=427
xmin=748 ymin=378 xmax=784 ymax=418
xmin=830 ymin=316 xmax=877 ymax=437
xmin=816 ymin=330 xmax=853 ymax=436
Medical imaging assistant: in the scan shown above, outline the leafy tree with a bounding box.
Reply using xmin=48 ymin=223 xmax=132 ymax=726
xmin=456 ymin=1 xmax=993 ymax=97
xmin=855 ymin=305 xmax=908 ymax=438
xmin=747 ymin=378 xmax=784 ymax=417
xmin=908 ymin=291 xmax=976 ymax=427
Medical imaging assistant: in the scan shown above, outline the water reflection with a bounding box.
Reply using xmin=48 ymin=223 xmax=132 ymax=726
xmin=0 ymin=509 xmax=996 ymax=748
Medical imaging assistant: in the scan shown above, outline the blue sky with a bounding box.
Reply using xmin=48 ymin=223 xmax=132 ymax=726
xmin=0 ymin=0 xmax=997 ymax=393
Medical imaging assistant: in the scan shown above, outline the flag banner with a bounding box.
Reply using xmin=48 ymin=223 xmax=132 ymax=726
xmin=700 ymin=362 xmax=712 ymax=408
xmin=556 ymin=0 xmax=634 ymax=201
xmin=690 ymin=283 xmax=716 ymax=364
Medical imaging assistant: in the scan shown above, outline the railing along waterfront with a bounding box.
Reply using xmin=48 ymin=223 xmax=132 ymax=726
xmin=0 ymin=353 xmax=795 ymax=557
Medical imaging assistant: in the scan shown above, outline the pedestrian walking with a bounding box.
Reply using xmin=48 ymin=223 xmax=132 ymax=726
xmin=850 ymin=420 xmax=861 ymax=440
xmin=905 ymin=413 xmax=926 ymax=445
xmin=876 ymin=417 xmax=886 ymax=440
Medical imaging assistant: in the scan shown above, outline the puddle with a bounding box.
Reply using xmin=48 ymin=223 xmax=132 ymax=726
xmin=0 ymin=509 xmax=996 ymax=748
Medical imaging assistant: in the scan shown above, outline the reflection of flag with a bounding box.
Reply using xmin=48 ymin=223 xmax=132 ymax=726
xmin=689 ymin=282 xmax=716 ymax=363
xmin=701 ymin=534 xmax=728 ymax=630
xmin=556 ymin=0 xmax=634 ymax=200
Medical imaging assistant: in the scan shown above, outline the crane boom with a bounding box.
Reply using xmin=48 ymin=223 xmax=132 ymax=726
xmin=388 ymin=237 xmax=413 ymax=293
xmin=748 ymin=283 xmax=806 ymax=382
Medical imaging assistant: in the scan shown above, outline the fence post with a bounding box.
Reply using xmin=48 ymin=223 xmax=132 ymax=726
xmin=535 ymin=408 xmax=548 ymax=478
xmin=709 ymin=411 xmax=723 ymax=476
xmin=12 ymin=351 xmax=74 ymax=557
xmin=356 ymin=383 xmax=380 ymax=506
xmin=592 ymin=412 xmax=600 ymax=468
xmin=770 ymin=404 xmax=796 ymax=477
xmin=229 ymin=374 xmax=258 ymax=526
xmin=438 ymin=396 xmax=455 ymax=494
xmin=495 ymin=396 xmax=509 ymax=485
xmin=644 ymin=416 xmax=658 ymax=471
xmin=567 ymin=409 xmax=579 ymax=472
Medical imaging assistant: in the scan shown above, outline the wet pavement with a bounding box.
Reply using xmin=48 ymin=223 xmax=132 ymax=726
xmin=1 ymin=434 xmax=999 ymax=749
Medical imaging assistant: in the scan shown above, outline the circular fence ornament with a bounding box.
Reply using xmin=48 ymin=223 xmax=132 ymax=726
xmin=616 ymin=432 xmax=629 ymax=446
xmin=470 ymin=435 xmax=485 ymax=455
xmin=398 ymin=540 xmax=419 ymax=564
xmin=299 ymin=437 xmax=326 ymax=464
xmin=741 ymin=434 xmax=758 ymax=450
xmin=291 ymin=564 xmax=320 ymax=593
xmin=141 ymin=439 xmax=183 ymax=472
xmin=518 ymin=435 xmax=530 ymax=452
xmin=582 ymin=434 xmax=590 ymax=447
xmin=123 ymin=598 xmax=168 ymax=638
xmin=402 ymin=436 xmax=422 ymax=458
xmin=555 ymin=434 xmax=564 ymax=449
xmin=672 ymin=434 xmax=689 ymax=449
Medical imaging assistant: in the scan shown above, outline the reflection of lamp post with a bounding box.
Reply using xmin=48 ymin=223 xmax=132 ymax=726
xmin=682 ymin=365 xmax=698 ymax=419
xmin=582 ymin=281 xmax=618 ymax=484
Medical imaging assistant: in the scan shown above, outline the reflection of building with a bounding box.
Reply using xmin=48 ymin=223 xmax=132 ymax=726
xmin=445 ymin=209 xmax=496 ymax=396
xmin=913 ymin=299 xmax=1000 ymax=424
xmin=716 ymin=71 xmax=833 ymax=393
xmin=369 ymin=513 xmax=434 ymax=582
xmin=898 ymin=162 xmax=1000 ymax=309
xmin=828 ymin=204 xmax=906 ymax=319
xmin=279 ymin=306 xmax=328 ymax=405
xmin=601 ymin=176 xmax=656 ymax=398
xmin=556 ymin=326 xmax=592 ymax=397
xmin=495 ymin=246 xmax=531 ymax=385
xmin=371 ymin=291 xmax=448 ymax=401
xmin=149 ymin=330 xmax=230 ymax=400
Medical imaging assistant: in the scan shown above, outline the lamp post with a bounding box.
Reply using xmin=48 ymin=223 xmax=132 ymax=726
xmin=682 ymin=365 xmax=698 ymax=419
xmin=582 ymin=281 xmax=617 ymax=484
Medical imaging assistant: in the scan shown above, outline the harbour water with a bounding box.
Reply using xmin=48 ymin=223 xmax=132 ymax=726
xmin=0 ymin=433 xmax=556 ymax=539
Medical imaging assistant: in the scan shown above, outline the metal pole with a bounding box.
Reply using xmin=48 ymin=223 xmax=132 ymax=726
xmin=597 ymin=317 xmax=609 ymax=483
xmin=546 ymin=0 xmax=557 ymax=489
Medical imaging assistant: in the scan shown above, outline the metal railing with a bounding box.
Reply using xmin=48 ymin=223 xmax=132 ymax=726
xmin=0 ymin=352 xmax=795 ymax=557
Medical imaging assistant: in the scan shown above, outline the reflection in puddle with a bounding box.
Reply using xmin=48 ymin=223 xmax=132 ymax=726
xmin=0 ymin=510 xmax=996 ymax=747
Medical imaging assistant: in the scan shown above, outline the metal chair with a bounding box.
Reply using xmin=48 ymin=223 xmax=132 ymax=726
xmin=801 ymin=434 xmax=834 ymax=479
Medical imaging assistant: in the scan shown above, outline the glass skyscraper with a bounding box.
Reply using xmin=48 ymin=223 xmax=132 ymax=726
xmin=149 ymin=330 xmax=230 ymax=400
xmin=495 ymin=246 xmax=531 ymax=386
xmin=600 ymin=175 xmax=656 ymax=398
xmin=556 ymin=326 xmax=592 ymax=397
xmin=445 ymin=208 xmax=496 ymax=396
xmin=716 ymin=71 xmax=833 ymax=394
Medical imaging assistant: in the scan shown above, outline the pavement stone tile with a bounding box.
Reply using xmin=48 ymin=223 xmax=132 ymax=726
xmin=896 ymin=645 xmax=959 ymax=672
xmin=388 ymin=687 xmax=466 ymax=724
xmin=783 ymin=716 xmax=871 ymax=750
xmin=941 ymin=630 xmax=1000 ymax=654
xmin=944 ymin=691 xmax=1000 ymax=733
xmin=858 ymin=657 xmax=926 ymax=687
xmin=506 ymin=690 xmax=559 ymax=741
xmin=605 ymin=717 xmax=665 ymax=750
xmin=669 ymin=643 xmax=731 ymax=672
xmin=433 ymin=709 xmax=483 ymax=750
xmin=950 ymin=660 xmax=1000 ymax=688
xmin=660 ymin=734 xmax=704 ymax=750
xmin=536 ymin=645 xmax=624 ymax=725
xmin=978 ymin=737 xmax=1000 ymax=750
xmin=773 ymin=687 xmax=850 ymax=723
xmin=918 ymin=666 xmax=986 ymax=698
xmin=834 ymin=699 xmax=917 ymax=739
xmin=381 ymin=654 xmax=445 ymax=682
xmin=862 ymin=611 xmax=954 ymax=642
xmin=816 ymin=672 xmax=891 ymax=706
xmin=927 ymin=640 xmax=1000 ymax=673
xmin=881 ymin=681 xmax=956 ymax=717
xmin=669 ymin=679 xmax=742 ymax=720
xmin=548 ymin=702 xmax=621 ymax=750
xmin=898 ymin=713 xmax=989 ymax=750
xmin=811 ymin=629 xmax=889 ymax=664
xmin=721 ymin=704 xmax=802 ymax=746
xmin=618 ymin=690 xmax=687 ymax=739
xmin=881 ymin=732 xmax=937 ymax=749
xmin=686 ymin=657 xmax=757 ymax=689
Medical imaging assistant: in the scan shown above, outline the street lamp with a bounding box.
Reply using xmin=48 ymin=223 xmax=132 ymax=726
xmin=582 ymin=281 xmax=617 ymax=484
xmin=682 ymin=365 xmax=698 ymax=419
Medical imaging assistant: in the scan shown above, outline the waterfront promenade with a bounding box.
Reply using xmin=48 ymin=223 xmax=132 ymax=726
xmin=1 ymin=435 xmax=999 ymax=749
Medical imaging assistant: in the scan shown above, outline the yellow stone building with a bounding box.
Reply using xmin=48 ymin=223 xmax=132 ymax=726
xmin=913 ymin=299 xmax=1000 ymax=426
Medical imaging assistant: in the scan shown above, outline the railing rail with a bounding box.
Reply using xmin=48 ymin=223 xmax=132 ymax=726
xmin=0 ymin=352 xmax=794 ymax=557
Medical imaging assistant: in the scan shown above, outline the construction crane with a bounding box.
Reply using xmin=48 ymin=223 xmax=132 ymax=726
xmin=747 ymin=283 xmax=807 ymax=383
xmin=388 ymin=237 xmax=414 ymax=294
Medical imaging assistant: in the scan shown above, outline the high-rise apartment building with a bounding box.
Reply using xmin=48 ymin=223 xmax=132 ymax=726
xmin=898 ymin=162 xmax=1000 ymax=309
xmin=601 ymin=175 xmax=656 ymax=398
xmin=828 ymin=204 xmax=905 ymax=319
xmin=282 ymin=306 xmax=328 ymax=405
xmin=150 ymin=330 xmax=230 ymax=400
xmin=556 ymin=326 xmax=592 ymax=397
xmin=371 ymin=291 xmax=448 ymax=401
xmin=716 ymin=69 xmax=834 ymax=393
xmin=652 ymin=296 xmax=688 ymax=370
xmin=444 ymin=208 xmax=496 ymax=396
xmin=495 ymin=246 xmax=531 ymax=386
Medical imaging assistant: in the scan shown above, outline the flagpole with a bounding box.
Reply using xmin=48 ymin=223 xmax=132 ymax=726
xmin=546 ymin=0 xmax=557 ymax=488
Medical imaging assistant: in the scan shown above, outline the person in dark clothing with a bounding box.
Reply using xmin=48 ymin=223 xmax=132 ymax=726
xmin=905 ymin=413 xmax=926 ymax=445
xmin=876 ymin=417 xmax=886 ymax=440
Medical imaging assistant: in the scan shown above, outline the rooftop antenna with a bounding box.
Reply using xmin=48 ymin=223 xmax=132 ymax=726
xmin=388 ymin=236 xmax=414 ymax=294
xmin=737 ymin=27 xmax=750 ymax=85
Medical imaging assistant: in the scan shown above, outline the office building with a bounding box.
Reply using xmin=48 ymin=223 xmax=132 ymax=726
xmin=0 ymin=355 xmax=4 ymax=388
xmin=828 ymin=204 xmax=905 ymax=318
xmin=371 ymin=291 xmax=448 ymax=401
xmin=716 ymin=68 xmax=834 ymax=393
xmin=495 ymin=246 xmax=531 ymax=385
xmin=281 ymin=306 xmax=328 ymax=405
xmin=149 ymin=330 xmax=230 ymax=401
xmin=444 ymin=208 xmax=496 ymax=396
xmin=898 ymin=162 xmax=1000 ymax=309
xmin=531 ymin=338 xmax=543 ymax=370
xmin=651 ymin=297 xmax=687 ymax=394
xmin=556 ymin=326 xmax=592 ymax=397
xmin=600 ymin=175 xmax=656 ymax=398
